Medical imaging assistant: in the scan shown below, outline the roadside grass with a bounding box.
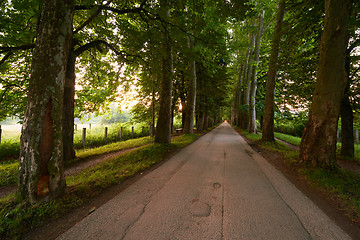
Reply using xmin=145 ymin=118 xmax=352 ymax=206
xmin=0 ymin=137 xmax=153 ymax=187
xmin=0 ymin=134 xmax=198 ymax=240
xmin=300 ymin=167 xmax=360 ymax=222
xmin=234 ymin=127 xmax=360 ymax=224
xmin=69 ymin=136 xmax=153 ymax=166
xmin=274 ymin=132 xmax=301 ymax=146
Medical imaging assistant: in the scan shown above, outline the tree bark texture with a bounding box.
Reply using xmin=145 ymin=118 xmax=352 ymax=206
xmin=299 ymin=0 xmax=351 ymax=168
xmin=249 ymin=10 xmax=265 ymax=134
xmin=261 ymin=0 xmax=286 ymax=141
xmin=63 ymin=49 xmax=76 ymax=163
xmin=18 ymin=0 xmax=74 ymax=202
xmin=155 ymin=1 xmax=173 ymax=143
xmin=183 ymin=37 xmax=197 ymax=134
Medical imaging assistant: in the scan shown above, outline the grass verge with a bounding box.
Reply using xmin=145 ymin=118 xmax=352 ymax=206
xmin=0 ymin=134 xmax=198 ymax=239
xmin=234 ymin=126 xmax=360 ymax=225
xmin=274 ymin=132 xmax=301 ymax=146
xmin=0 ymin=137 xmax=153 ymax=187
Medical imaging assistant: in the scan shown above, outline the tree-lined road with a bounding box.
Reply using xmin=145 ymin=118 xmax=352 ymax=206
xmin=58 ymin=123 xmax=350 ymax=240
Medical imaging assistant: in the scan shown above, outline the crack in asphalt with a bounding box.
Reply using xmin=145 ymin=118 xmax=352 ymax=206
xmin=120 ymin=202 xmax=149 ymax=240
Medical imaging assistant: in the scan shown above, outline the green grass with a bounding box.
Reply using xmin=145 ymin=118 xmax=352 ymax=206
xmin=301 ymin=167 xmax=360 ymax=222
xmin=0 ymin=134 xmax=198 ymax=239
xmin=0 ymin=123 xmax=150 ymax=163
xmin=0 ymin=161 xmax=18 ymax=187
xmin=0 ymin=141 xmax=20 ymax=162
xmin=0 ymin=137 xmax=153 ymax=187
xmin=70 ymin=136 xmax=153 ymax=165
xmin=274 ymin=132 xmax=301 ymax=146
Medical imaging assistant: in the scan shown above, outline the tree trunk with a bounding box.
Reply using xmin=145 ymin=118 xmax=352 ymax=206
xmin=63 ymin=49 xmax=76 ymax=163
xmin=18 ymin=0 xmax=74 ymax=203
xmin=183 ymin=37 xmax=197 ymax=134
xmin=262 ymin=0 xmax=286 ymax=141
xmin=249 ymin=10 xmax=265 ymax=134
xmin=155 ymin=1 xmax=173 ymax=143
xmin=241 ymin=32 xmax=255 ymax=130
xmin=299 ymin=0 xmax=351 ymax=168
xmin=197 ymin=112 xmax=204 ymax=133
xmin=151 ymin=87 xmax=155 ymax=137
xmin=340 ymin=94 xmax=354 ymax=157
xmin=340 ymin=52 xmax=354 ymax=158
xmin=234 ymin=63 xmax=243 ymax=127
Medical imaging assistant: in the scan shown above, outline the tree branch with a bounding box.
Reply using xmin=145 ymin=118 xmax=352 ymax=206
xmin=74 ymin=0 xmax=114 ymax=35
xmin=0 ymin=53 xmax=13 ymax=66
xmin=347 ymin=39 xmax=360 ymax=54
xmin=0 ymin=83 xmax=23 ymax=105
xmin=0 ymin=44 xmax=35 ymax=54
xmin=74 ymin=0 xmax=147 ymax=34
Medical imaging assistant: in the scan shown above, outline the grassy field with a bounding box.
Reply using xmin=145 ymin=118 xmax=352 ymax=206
xmin=0 ymin=123 xmax=149 ymax=162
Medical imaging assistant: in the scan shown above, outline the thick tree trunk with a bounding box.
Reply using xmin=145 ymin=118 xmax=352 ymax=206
xmin=155 ymin=1 xmax=173 ymax=143
xmin=63 ymin=49 xmax=76 ymax=163
xmin=183 ymin=37 xmax=197 ymax=134
xmin=249 ymin=10 xmax=265 ymax=134
xmin=18 ymin=0 xmax=74 ymax=203
xmin=262 ymin=0 xmax=286 ymax=141
xmin=299 ymin=0 xmax=351 ymax=168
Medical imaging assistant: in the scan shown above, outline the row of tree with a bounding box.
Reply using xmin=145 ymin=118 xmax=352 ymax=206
xmin=1 ymin=0 xmax=359 ymax=203
xmin=230 ymin=0 xmax=359 ymax=168
xmin=0 ymin=0 xmax=245 ymax=202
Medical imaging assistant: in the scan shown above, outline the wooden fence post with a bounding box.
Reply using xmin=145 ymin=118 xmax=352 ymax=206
xmin=104 ymin=127 xmax=108 ymax=144
xmin=132 ymin=126 xmax=134 ymax=138
xmin=120 ymin=127 xmax=123 ymax=141
xmin=89 ymin=123 xmax=91 ymax=130
xmin=355 ymin=129 xmax=359 ymax=144
xmin=82 ymin=128 xmax=86 ymax=148
xmin=75 ymin=124 xmax=77 ymax=131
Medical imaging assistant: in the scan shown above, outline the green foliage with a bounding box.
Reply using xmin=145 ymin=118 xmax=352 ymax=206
xmin=274 ymin=111 xmax=308 ymax=137
xmin=0 ymin=141 xmax=20 ymax=162
xmin=0 ymin=161 xmax=17 ymax=187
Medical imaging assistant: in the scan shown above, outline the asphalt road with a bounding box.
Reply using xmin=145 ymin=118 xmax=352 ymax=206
xmin=57 ymin=122 xmax=351 ymax=240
